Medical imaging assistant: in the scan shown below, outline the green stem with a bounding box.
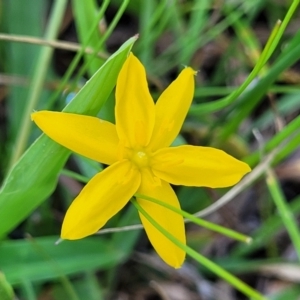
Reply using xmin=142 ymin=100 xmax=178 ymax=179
xmin=60 ymin=169 xmax=89 ymax=183
xmin=135 ymin=193 xmax=251 ymax=244
xmin=45 ymin=0 xmax=110 ymax=110
xmin=21 ymin=280 xmax=36 ymax=300
xmin=189 ymin=0 xmax=300 ymax=116
xmin=266 ymin=0 xmax=300 ymax=60
xmin=266 ymin=168 xmax=300 ymax=260
xmin=218 ymin=41 xmax=300 ymax=141
xmin=73 ymin=0 xmax=130 ymax=82
xmin=131 ymin=199 xmax=266 ymax=300
xmin=8 ymin=0 xmax=68 ymax=170
xmin=189 ymin=20 xmax=281 ymax=115
xmin=244 ymin=114 xmax=300 ymax=167
xmin=273 ymin=132 xmax=300 ymax=165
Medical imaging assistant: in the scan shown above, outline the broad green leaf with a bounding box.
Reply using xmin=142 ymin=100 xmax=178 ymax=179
xmin=3 ymin=1 xmax=45 ymax=140
xmin=0 ymin=36 xmax=137 ymax=238
xmin=0 ymin=237 xmax=124 ymax=285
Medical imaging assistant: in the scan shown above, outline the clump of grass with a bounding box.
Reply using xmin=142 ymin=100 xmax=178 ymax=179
xmin=0 ymin=1 xmax=300 ymax=299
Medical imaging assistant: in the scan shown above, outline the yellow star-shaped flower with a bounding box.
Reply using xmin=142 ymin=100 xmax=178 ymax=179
xmin=32 ymin=53 xmax=250 ymax=268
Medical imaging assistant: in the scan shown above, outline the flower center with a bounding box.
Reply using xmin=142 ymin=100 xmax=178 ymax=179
xmin=130 ymin=150 xmax=150 ymax=169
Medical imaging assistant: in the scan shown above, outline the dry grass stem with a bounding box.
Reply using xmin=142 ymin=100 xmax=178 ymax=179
xmin=0 ymin=33 xmax=108 ymax=59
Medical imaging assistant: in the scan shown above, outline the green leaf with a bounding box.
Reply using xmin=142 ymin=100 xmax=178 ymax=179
xmin=0 ymin=272 xmax=14 ymax=300
xmin=3 ymin=0 xmax=45 ymax=140
xmin=0 ymin=36 xmax=137 ymax=238
xmin=0 ymin=237 xmax=125 ymax=285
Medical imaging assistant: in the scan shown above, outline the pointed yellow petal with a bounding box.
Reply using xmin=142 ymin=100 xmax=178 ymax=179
xmin=148 ymin=67 xmax=196 ymax=151
xmin=62 ymin=160 xmax=141 ymax=239
xmin=137 ymin=171 xmax=185 ymax=268
xmin=115 ymin=53 xmax=155 ymax=148
xmin=152 ymin=145 xmax=251 ymax=188
xmin=32 ymin=111 xmax=119 ymax=165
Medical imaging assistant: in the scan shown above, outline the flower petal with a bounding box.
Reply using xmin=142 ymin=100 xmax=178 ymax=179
xmin=152 ymin=145 xmax=251 ymax=188
xmin=115 ymin=53 xmax=155 ymax=148
xmin=137 ymin=170 xmax=185 ymax=268
xmin=148 ymin=67 xmax=196 ymax=151
xmin=32 ymin=111 xmax=119 ymax=165
xmin=62 ymin=160 xmax=141 ymax=239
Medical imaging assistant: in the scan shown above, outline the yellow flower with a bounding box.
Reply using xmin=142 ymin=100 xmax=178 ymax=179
xmin=32 ymin=53 xmax=250 ymax=268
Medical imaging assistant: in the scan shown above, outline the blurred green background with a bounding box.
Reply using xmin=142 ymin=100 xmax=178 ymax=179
xmin=1 ymin=0 xmax=300 ymax=299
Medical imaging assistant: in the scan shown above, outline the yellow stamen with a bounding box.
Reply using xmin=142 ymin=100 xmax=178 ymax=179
xmin=130 ymin=150 xmax=150 ymax=168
